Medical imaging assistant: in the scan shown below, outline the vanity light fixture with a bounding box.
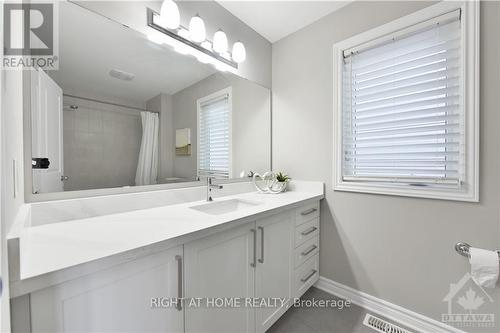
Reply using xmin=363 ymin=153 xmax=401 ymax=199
xmin=177 ymin=27 xmax=190 ymax=40
xmin=232 ymin=41 xmax=246 ymax=63
xmin=212 ymin=29 xmax=228 ymax=53
xmin=146 ymin=6 xmax=244 ymax=70
xmin=172 ymin=28 xmax=195 ymax=55
xmin=201 ymin=41 xmax=212 ymax=51
xmin=159 ymin=0 xmax=180 ymax=29
xmin=189 ymin=14 xmax=206 ymax=43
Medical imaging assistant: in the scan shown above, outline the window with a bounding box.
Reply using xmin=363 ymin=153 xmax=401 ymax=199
xmin=197 ymin=88 xmax=232 ymax=178
xmin=333 ymin=2 xmax=479 ymax=201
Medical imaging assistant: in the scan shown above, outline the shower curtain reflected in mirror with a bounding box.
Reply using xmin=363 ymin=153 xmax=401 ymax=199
xmin=135 ymin=112 xmax=159 ymax=186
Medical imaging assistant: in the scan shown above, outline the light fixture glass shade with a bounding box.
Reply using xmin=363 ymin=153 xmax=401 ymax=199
xmin=159 ymin=0 xmax=180 ymax=29
xmin=189 ymin=15 xmax=206 ymax=43
xmin=232 ymin=41 xmax=246 ymax=63
xmin=213 ymin=30 xmax=228 ymax=53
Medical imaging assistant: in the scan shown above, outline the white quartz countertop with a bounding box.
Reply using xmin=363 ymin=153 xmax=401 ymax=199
xmin=18 ymin=188 xmax=323 ymax=280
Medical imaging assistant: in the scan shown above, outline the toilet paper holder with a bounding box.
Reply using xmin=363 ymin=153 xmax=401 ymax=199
xmin=455 ymin=242 xmax=500 ymax=259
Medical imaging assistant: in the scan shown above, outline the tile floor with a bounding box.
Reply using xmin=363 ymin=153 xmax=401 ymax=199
xmin=268 ymin=287 xmax=415 ymax=333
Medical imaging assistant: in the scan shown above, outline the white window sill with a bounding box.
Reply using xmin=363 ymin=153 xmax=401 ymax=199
xmin=333 ymin=181 xmax=479 ymax=202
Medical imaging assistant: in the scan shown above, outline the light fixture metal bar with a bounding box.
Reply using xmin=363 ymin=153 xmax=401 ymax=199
xmin=146 ymin=8 xmax=238 ymax=69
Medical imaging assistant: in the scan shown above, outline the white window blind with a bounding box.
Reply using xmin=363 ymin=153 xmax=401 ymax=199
xmin=198 ymin=92 xmax=231 ymax=178
xmin=342 ymin=11 xmax=463 ymax=187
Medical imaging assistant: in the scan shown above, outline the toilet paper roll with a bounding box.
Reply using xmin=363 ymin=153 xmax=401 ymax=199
xmin=469 ymin=247 xmax=499 ymax=288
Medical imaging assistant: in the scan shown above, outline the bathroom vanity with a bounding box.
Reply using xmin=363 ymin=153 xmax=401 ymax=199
xmin=8 ymin=182 xmax=323 ymax=333
xmin=9 ymin=2 xmax=322 ymax=332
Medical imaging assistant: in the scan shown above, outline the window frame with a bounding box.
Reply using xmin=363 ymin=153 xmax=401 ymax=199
xmin=332 ymin=1 xmax=479 ymax=202
xmin=196 ymin=87 xmax=233 ymax=179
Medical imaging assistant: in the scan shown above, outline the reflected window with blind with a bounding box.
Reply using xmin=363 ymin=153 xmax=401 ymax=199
xmin=333 ymin=2 xmax=479 ymax=201
xmin=197 ymin=88 xmax=232 ymax=179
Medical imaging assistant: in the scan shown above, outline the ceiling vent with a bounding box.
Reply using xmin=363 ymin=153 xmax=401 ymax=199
xmin=363 ymin=314 xmax=413 ymax=333
xmin=109 ymin=69 xmax=135 ymax=81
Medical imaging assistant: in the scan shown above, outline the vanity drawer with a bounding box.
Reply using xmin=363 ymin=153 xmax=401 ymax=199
xmin=295 ymin=218 xmax=319 ymax=247
xmin=294 ymin=254 xmax=319 ymax=298
xmin=294 ymin=236 xmax=319 ymax=268
xmin=295 ymin=202 xmax=320 ymax=226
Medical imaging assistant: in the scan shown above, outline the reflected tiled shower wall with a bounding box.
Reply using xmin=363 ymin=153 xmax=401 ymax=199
xmin=62 ymin=96 xmax=143 ymax=191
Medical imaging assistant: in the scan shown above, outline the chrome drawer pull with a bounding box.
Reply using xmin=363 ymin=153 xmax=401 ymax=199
xmin=301 ymin=226 xmax=317 ymax=236
xmin=301 ymin=245 xmax=317 ymax=256
xmin=301 ymin=269 xmax=317 ymax=283
xmin=258 ymin=226 xmax=264 ymax=264
xmin=175 ymin=255 xmax=183 ymax=311
xmin=251 ymin=229 xmax=257 ymax=267
xmin=301 ymin=208 xmax=317 ymax=216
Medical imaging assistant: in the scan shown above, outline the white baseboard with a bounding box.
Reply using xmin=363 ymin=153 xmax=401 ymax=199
xmin=314 ymin=276 xmax=466 ymax=333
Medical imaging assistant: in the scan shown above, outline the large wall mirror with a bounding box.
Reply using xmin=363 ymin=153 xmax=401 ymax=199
xmin=25 ymin=1 xmax=271 ymax=197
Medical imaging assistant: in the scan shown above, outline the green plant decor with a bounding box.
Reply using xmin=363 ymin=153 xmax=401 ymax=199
xmin=275 ymin=172 xmax=291 ymax=183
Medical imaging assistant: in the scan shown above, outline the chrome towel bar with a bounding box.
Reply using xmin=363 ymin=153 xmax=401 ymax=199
xmin=455 ymin=242 xmax=500 ymax=259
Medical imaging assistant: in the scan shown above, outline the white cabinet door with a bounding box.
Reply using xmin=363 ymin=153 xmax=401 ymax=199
xmin=31 ymin=68 xmax=64 ymax=193
xmin=184 ymin=223 xmax=256 ymax=333
xmin=30 ymin=246 xmax=184 ymax=333
xmin=255 ymin=211 xmax=294 ymax=333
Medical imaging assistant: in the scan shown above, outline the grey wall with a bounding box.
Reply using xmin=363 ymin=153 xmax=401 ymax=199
xmin=172 ymin=73 xmax=271 ymax=179
xmin=63 ymin=96 xmax=143 ymax=191
xmin=272 ymin=0 xmax=500 ymax=327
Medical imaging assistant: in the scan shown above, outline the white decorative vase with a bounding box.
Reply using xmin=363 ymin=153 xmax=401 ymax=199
xmin=270 ymin=181 xmax=288 ymax=193
xmin=252 ymin=172 xmax=288 ymax=194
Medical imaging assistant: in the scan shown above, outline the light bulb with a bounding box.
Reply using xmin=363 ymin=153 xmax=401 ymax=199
xmin=189 ymin=15 xmax=206 ymax=43
xmin=159 ymin=0 xmax=180 ymax=29
xmin=213 ymin=29 xmax=228 ymax=53
xmin=232 ymin=41 xmax=246 ymax=63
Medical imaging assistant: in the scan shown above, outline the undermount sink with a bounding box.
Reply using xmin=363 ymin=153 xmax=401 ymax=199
xmin=190 ymin=199 xmax=262 ymax=215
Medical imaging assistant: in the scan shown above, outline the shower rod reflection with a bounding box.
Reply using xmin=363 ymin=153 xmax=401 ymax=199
xmin=63 ymin=94 xmax=157 ymax=113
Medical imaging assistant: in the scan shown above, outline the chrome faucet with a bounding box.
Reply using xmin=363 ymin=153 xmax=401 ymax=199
xmin=207 ymin=177 xmax=223 ymax=201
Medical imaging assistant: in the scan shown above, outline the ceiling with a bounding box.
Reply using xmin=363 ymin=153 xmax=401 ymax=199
xmin=50 ymin=2 xmax=216 ymax=104
xmin=217 ymin=1 xmax=352 ymax=43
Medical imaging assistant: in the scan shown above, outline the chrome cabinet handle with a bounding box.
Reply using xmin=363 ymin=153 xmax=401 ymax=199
xmin=301 ymin=245 xmax=317 ymax=256
xmin=301 ymin=226 xmax=317 ymax=236
xmin=301 ymin=269 xmax=317 ymax=283
xmin=301 ymin=208 xmax=317 ymax=216
xmin=251 ymin=229 xmax=257 ymax=267
xmin=60 ymin=175 xmax=69 ymax=181
xmin=258 ymin=226 xmax=264 ymax=264
xmin=175 ymin=255 xmax=183 ymax=311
